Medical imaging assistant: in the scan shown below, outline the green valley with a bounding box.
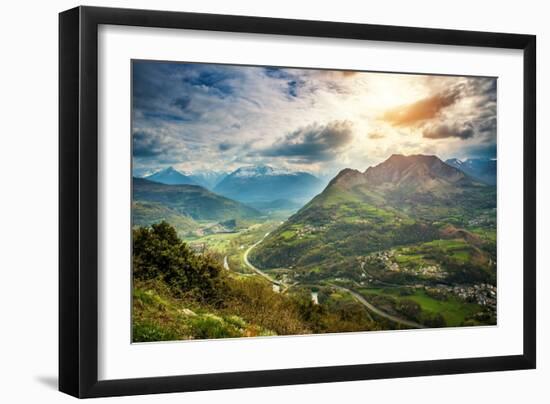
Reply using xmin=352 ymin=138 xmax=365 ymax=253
xmin=132 ymin=155 xmax=498 ymax=341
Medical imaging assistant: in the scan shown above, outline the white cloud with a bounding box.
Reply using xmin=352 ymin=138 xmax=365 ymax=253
xmin=132 ymin=62 xmax=496 ymax=176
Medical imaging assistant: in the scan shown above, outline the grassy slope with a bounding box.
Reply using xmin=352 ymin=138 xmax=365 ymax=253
xmin=357 ymin=287 xmax=484 ymax=327
xmin=133 ymin=177 xmax=261 ymax=222
xmin=133 ymin=276 xmax=380 ymax=342
xmin=133 ymin=279 xmax=276 ymax=341
xmin=394 ymin=239 xmax=478 ymax=266
xmin=252 ymin=177 xmax=496 ymax=284
xmin=251 ymin=186 xmax=437 ymax=278
xmin=132 ymin=201 xmax=198 ymax=236
xmin=206 ymin=221 xmax=280 ymax=274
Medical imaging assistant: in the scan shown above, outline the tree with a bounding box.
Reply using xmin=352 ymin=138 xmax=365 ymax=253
xmin=423 ymin=312 xmax=447 ymax=328
xmin=396 ymin=299 xmax=421 ymax=321
xmin=133 ymin=221 xmax=223 ymax=302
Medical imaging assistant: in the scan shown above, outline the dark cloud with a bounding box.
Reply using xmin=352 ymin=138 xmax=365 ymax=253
xmin=264 ymin=67 xmax=354 ymax=98
xmin=470 ymin=77 xmax=497 ymax=103
xmin=287 ymin=80 xmax=300 ymax=98
xmin=382 ymin=77 xmax=496 ymax=145
xmin=478 ymin=116 xmax=497 ymax=135
xmin=182 ymin=70 xmax=235 ymax=97
xmin=132 ymin=61 xmax=238 ymax=132
xmin=263 ymin=67 xmax=292 ymax=79
xmin=218 ymin=142 xmax=234 ymax=151
xmin=423 ymin=122 xmax=474 ymax=140
xmin=263 ymin=68 xmax=306 ymax=98
xmin=473 ymin=78 xmax=497 ymax=140
xmin=383 ymin=89 xmax=460 ymax=127
xmin=142 ymin=111 xmax=189 ymax=122
xmin=260 ymin=121 xmax=354 ymax=162
xmin=133 ymin=131 xmax=175 ymax=157
xmin=133 ymin=62 xmax=199 ymax=124
xmin=172 ymin=96 xmax=191 ymax=111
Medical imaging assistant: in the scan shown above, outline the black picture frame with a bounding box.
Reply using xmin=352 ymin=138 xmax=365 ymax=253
xmin=59 ymin=6 xmax=536 ymax=398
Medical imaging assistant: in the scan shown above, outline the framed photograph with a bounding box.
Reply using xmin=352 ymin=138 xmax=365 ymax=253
xmin=59 ymin=6 xmax=536 ymax=398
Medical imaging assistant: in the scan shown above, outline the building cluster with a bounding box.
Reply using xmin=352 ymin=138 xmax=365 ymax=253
xmin=399 ymin=264 xmax=447 ymax=279
xmin=449 ymin=283 xmax=497 ymax=309
xmin=363 ymin=250 xmax=446 ymax=279
xmin=467 ymin=218 xmax=486 ymax=226
xmin=372 ymin=250 xmax=395 ymax=262
xmin=359 ymin=250 xmax=394 ymax=270
xmin=412 ymin=283 xmax=497 ymax=312
xmin=294 ymin=224 xmax=326 ymax=240
xmin=467 ymin=211 xmax=495 ymax=227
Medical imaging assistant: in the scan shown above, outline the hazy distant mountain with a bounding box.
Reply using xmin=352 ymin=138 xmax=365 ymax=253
xmin=133 ymin=177 xmax=261 ymax=221
xmin=445 ymin=158 xmax=496 ymax=185
xmin=188 ymin=170 xmax=228 ymax=190
xmin=145 ymin=166 xmax=197 ymax=185
xmin=213 ymin=165 xmax=324 ymax=206
xmin=252 ymin=155 xmax=496 ymax=282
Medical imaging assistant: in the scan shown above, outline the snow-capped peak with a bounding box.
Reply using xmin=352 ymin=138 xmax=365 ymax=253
xmin=446 ymin=158 xmax=463 ymax=166
xmin=231 ymin=165 xmax=294 ymax=178
xmin=151 ymin=166 xmax=182 ymax=175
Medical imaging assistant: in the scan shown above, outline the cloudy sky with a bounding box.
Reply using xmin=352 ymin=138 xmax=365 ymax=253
xmin=132 ymin=60 xmax=496 ymax=178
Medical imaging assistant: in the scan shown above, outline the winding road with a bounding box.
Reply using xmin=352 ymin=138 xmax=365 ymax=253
xmin=243 ymin=232 xmax=285 ymax=287
xmin=331 ymin=284 xmax=424 ymax=329
xmin=241 ymin=232 xmax=423 ymax=328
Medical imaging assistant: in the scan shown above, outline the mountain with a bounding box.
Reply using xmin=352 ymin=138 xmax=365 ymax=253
xmin=132 ymin=200 xmax=199 ymax=235
xmin=133 ymin=177 xmax=261 ymax=221
xmin=250 ymin=155 xmax=496 ymax=283
xmin=325 ymin=154 xmax=493 ymax=217
xmin=445 ymin=158 xmax=496 ymax=185
xmin=188 ymin=170 xmax=228 ymax=190
xmin=331 ymin=154 xmax=472 ymax=192
xmin=145 ymin=166 xmax=197 ymax=186
xmin=213 ymin=165 xmax=324 ymax=207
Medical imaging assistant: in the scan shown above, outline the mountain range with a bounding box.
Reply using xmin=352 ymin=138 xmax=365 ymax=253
xmin=144 ymin=166 xmax=228 ymax=190
xmin=134 ymin=165 xmax=328 ymax=234
xmin=145 ymin=167 xmax=197 ymax=186
xmin=188 ymin=170 xmax=228 ymax=190
xmin=213 ymin=165 xmax=324 ymax=208
xmin=445 ymin=158 xmax=496 ymax=185
xmin=133 ymin=177 xmax=261 ymax=223
xmin=251 ymin=154 xmax=496 ymax=282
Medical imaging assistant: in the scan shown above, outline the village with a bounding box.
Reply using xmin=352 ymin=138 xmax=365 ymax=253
xmin=443 ymin=283 xmax=497 ymax=309
xmin=361 ymin=249 xmax=449 ymax=279
xmin=293 ymin=224 xmax=327 ymax=240
xmin=357 ymin=249 xmax=497 ymax=310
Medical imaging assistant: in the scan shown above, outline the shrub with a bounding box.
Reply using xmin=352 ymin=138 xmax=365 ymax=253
xmin=133 ymin=320 xmax=179 ymax=342
xmin=190 ymin=314 xmax=241 ymax=339
xmin=224 ymin=277 xmax=308 ymax=335
xmin=423 ymin=312 xmax=447 ymax=328
xmin=396 ymin=299 xmax=421 ymax=321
